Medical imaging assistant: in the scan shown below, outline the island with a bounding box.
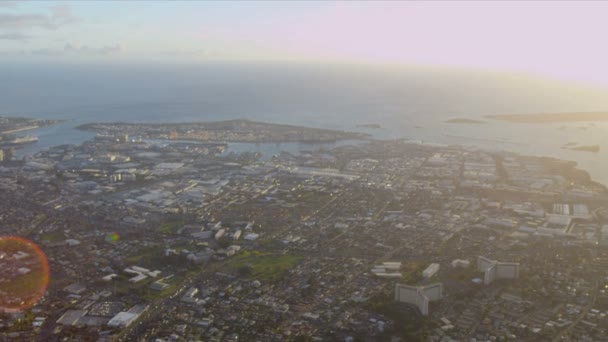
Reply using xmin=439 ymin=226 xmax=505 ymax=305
xmin=561 ymin=144 xmax=600 ymax=153
xmin=486 ymin=112 xmax=608 ymax=123
xmin=445 ymin=118 xmax=486 ymax=124
xmin=356 ymin=123 xmax=382 ymax=129
xmin=77 ymin=119 xmax=370 ymax=143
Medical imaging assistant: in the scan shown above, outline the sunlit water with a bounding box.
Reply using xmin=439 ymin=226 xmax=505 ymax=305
xmin=3 ymin=63 xmax=608 ymax=184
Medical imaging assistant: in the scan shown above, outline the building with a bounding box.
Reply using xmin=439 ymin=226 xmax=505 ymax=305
xmin=371 ymin=261 xmax=402 ymax=278
xmin=477 ymin=256 xmax=520 ymax=285
xmin=107 ymin=312 xmax=138 ymax=328
xmin=56 ymin=310 xmax=87 ymax=326
xmin=107 ymin=304 xmax=148 ymax=328
xmin=244 ymin=233 xmax=259 ymax=241
xmin=600 ymin=225 xmax=608 ymax=247
xmin=395 ymin=283 xmax=443 ymax=316
xmin=215 ymin=228 xmax=226 ymax=240
xmin=181 ymin=287 xmax=199 ymax=303
xmin=451 ymin=259 xmax=470 ymax=268
xmin=422 ymin=263 xmax=440 ymax=279
xmin=63 ymin=283 xmax=87 ymax=295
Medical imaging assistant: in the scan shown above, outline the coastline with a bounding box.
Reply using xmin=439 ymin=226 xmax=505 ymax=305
xmin=76 ymin=119 xmax=370 ymax=144
xmin=9 ymin=117 xmax=608 ymax=188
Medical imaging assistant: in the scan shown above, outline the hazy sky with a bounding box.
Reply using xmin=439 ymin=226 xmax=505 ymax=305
xmin=1 ymin=1 xmax=608 ymax=85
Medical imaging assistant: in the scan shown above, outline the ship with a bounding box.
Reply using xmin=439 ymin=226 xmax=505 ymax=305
xmin=3 ymin=135 xmax=39 ymax=145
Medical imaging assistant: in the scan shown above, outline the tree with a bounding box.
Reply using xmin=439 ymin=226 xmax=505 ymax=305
xmin=218 ymin=236 xmax=232 ymax=249
xmin=237 ymin=265 xmax=253 ymax=277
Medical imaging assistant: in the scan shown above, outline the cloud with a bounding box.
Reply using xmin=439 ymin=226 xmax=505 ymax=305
xmin=0 ymin=1 xmax=20 ymax=9
xmin=27 ymin=43 xmax=124 ymax=57
xmin=49 ymin=5 xmax=78 ymax=26
xmin=30 ymin=48 xmax=63 ymax=56
xmin=64 ymin=43 xmax=124 ymax=55
xmin=159 ymin=48 xmax=206 ymax=56
xmin=0 ymin=14 xmax=55 ymax=30
xmin=0 ymin=5 xmax=78 ymax=30
xmin=0 ymin=32 xmax=30 ymax=41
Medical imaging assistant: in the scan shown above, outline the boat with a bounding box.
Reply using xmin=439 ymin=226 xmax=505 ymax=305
xmin=4 ymin=135 xmax=39 ymax=145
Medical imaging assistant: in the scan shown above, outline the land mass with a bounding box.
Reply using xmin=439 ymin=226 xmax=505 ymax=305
xmin=3 ymin=117 xmax=608 ymax=341
xmin=0 ymin=116 xmax=63 ymax=135
xmin=356 ymin=123 xmax=382 ymax=129
xmin=562 ymin=144 xmax=600 ymax=153
xmin=77 ymin=119 xmax=370 ymax=143
xmin=445 ymin=118 xmax=486 ymax=124
xmin=487 ymin=112 xmax=608 ymax=123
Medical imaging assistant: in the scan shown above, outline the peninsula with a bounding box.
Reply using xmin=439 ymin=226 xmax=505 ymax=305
xmin=77 ymin=119 xmax=370 ymax=143
xmin=0 ymin=116 xmax=62 ymax=135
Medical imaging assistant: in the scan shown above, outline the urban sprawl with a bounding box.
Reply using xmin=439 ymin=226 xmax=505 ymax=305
xmin=2 ymin=119 xmax=608 ymax=342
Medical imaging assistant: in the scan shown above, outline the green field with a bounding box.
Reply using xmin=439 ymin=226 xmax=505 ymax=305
xmin=400 ymin=261 xmax=425 ymax=285
xmin=226 ymin=251 xmax=301 ymax=282
xmin=39 ymin=230 xmax=66 ymax=242
xmin=124 ymin=245 xmax=166 ymax=265
xmin=158 ymin=220 xmax=184 ymax=234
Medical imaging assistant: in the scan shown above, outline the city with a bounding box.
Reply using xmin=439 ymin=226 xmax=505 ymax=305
xmin=1 ymin=121 xmax=608 ymax=341
xmin=2 ymin=1 xmax=608 ymax=341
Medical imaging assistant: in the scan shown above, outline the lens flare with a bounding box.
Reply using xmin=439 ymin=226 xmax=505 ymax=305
xmin=105 ymin=233 xmax=120 ymax=243
xmin=0 ymin=236 xmax=50 ymax=312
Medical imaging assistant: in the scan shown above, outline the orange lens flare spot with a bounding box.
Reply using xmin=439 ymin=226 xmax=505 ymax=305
xmin=0 ymin=236 xmax=50 ymax=312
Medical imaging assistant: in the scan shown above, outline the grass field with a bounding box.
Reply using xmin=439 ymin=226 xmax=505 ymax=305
xmin=124 ymin=245 xmax=166 ymax=265
xmin=401 ymin=261 xmax=425 ymax=285
xmin=39 ymin=230 xmax=66 ymax=242
xmin=225 ymin=250 xmax=301 ymax=282
xmin=158 ymin=220 xmax=184 ymax=234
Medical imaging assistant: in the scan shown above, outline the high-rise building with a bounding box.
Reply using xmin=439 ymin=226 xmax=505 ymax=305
xmin=477 ymin=256 xmax=519 ymax=285
xmin=395 ymin=283 xmax=443 ymax=315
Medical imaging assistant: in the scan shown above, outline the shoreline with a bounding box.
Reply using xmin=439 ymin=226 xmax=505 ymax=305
xmin=0 ymin=118 xmax=64 ymax=135
xmin=76 ymin=119 xmax=370 ymax=144
xmin=10 ymin=117 xmax=608 ymax=188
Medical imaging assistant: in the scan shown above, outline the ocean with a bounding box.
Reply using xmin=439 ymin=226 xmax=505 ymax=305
xmin=3 ymin=62 xmax=608 ymax=184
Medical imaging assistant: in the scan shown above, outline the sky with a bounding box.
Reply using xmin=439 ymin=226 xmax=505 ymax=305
xmin=1 ymin=1 xmax=608 ymax=85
